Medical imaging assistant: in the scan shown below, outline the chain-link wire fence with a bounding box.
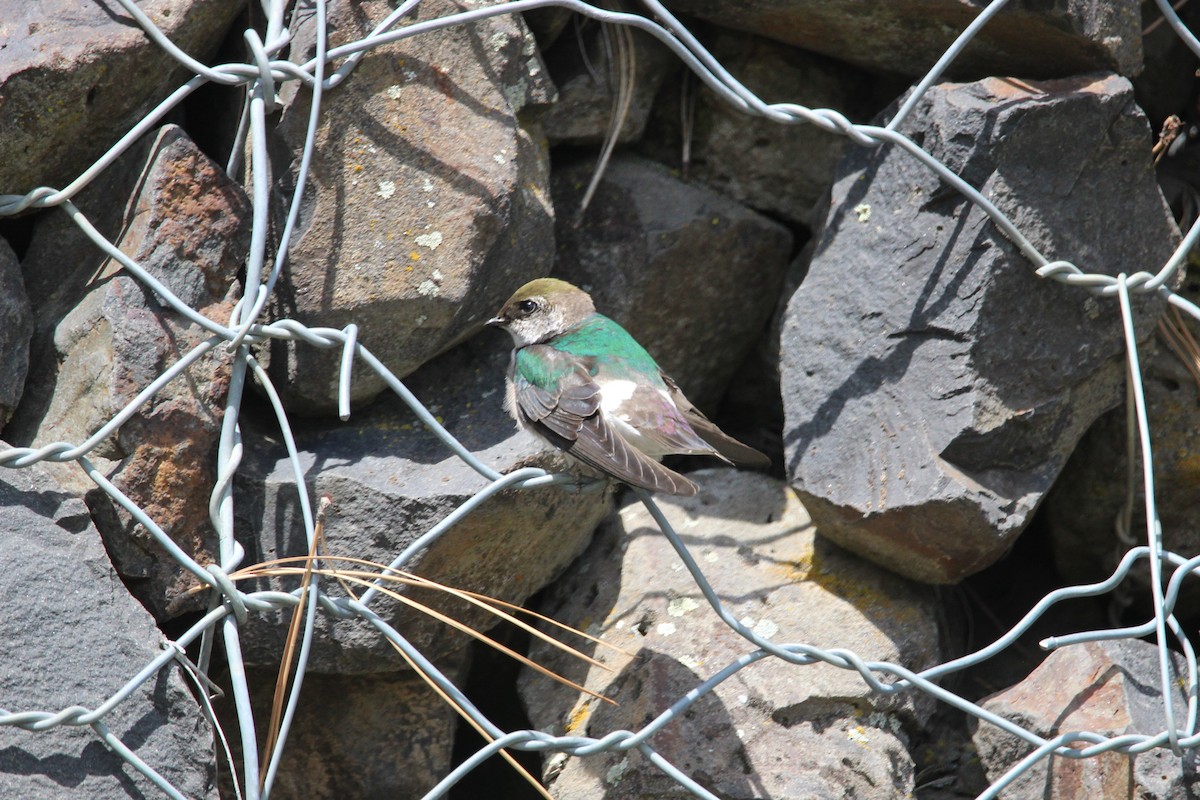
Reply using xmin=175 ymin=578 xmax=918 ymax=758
xmin=1 ymin=0 xmax=1198 ymax=797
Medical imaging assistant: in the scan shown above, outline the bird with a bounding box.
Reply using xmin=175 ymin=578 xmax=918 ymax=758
xmin=487 ymin=278 xmax=770 ymax=496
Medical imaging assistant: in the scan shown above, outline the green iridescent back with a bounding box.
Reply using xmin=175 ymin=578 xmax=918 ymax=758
xmin=515 ymin=314 xmax=663 ymax=388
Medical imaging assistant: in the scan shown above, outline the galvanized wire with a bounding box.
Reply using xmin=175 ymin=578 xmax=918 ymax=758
xmin=0 ymin=1 xmax=1198 ymax=798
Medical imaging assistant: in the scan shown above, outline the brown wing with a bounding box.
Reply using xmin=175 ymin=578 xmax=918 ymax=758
xmin=515 ymin=347 xmax=699 ymax=496
xmin=659 ymin=370 xmax=771 ymax=468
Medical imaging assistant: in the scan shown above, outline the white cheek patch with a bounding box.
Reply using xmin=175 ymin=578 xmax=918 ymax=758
xmin=509 ymin=298 xmax=563 ymax=347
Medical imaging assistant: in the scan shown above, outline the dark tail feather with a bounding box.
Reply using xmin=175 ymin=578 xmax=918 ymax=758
xmin=686 ymin=412 xmax=772 ymax=468
xmin=659 ymin=370 xmax=771 ymax=468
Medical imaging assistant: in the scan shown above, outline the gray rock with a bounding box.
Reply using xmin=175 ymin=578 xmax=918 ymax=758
xmin=780 ymin=74 xmax=1179 ymax=584
xmin=0 ymin=456 xmax=216 ymax=798
xmin=261 ymin=0 xmax=556 ymax=412
xmin=0 ymin=0 xmax=243 ymax=195
xmin=518 ymin=470 xmax=940 ymax=799
xmin=11 ymin=124 xmax=251 ymax=618
xmin=540 ymin=24 xmax=680 ymax=146
xmin=552 ymin=155 xmax=793 ymax=411
xmin=658 ymin=0 xmax=1141 ymax=80
xmin=973 ymin=639 xmax=1198 ymax=799
xmin=234 ymin=332 xmax=615 ymax=673
xmin=0 ymin=237 xmax=31 ymax=426
xmin=232 ymin=652 xmax=469 ymax=799
xmin=640 ymin=31 xmax=898 ymax=227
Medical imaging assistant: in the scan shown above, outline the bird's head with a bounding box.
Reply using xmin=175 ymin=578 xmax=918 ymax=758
xmin=487 ymin=278 xmax=596 ymax=347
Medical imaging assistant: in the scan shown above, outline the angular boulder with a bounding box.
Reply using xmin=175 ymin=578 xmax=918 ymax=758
xmin=659 ymin=0 xmax=1141 ymax=80
xmin=11 ymin=124 xmax=250 ymax=618
xmin=261 ymin=0 xmax=556 ymax=412
xmin=0 ymin=458 xmax=216 ymax=798
xmin=0 ymin=0 xmax=243 ymax=194
xmin=780 ymin=74 xmax=1179 ymax=584
xmin=973 ymin=639 xmax=1197 ymax=799
xmin=518 ymin=470 xmax=941 ymax=798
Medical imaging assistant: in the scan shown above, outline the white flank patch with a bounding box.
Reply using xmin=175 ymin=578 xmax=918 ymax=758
xmin=600 ymin=380 xmax=681 ymax=456
xmin=599 ymin=379 xmax=639 ymax=415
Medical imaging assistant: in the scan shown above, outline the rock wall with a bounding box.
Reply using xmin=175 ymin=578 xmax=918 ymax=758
xmin=0 ymin=0 xmax=1196 ymax=798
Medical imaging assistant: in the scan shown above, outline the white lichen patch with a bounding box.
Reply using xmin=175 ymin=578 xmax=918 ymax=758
xmin=376 ymin=180 xmax=396 ymax=199
xmin=854 ymin=203 xmax=871 ymax=222
xmin=489 ymin=31 xmax=512 ymax=52
xmin=414 ymin=231 xmax=443 ymax=250
xmin=667 ymin=596 xmax=700 ymax=617
xmin=417 ymin=280 xmax=439 ymax=297
xmin=385 ymin=84 xmax=402 ymax=99
xmin=752 ymin=618 xmax=779 ymax=640
xmin=655 ymin=622 xmax=677 ymax=636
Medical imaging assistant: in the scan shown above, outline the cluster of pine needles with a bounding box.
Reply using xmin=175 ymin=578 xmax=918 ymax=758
xmin=187 ymin=497 xmax=627 ymax=799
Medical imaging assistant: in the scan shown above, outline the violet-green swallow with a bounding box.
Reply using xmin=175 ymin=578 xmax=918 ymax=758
xmin=487 ymin=278 xmax=769 ymax=496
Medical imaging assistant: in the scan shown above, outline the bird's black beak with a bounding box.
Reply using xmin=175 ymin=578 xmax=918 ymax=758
xmin=486 ymin=314 xmax=506 ymax=327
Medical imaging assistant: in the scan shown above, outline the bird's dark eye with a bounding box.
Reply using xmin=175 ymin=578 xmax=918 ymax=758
xmin=517 ymin=299 xmax=538 ymax=314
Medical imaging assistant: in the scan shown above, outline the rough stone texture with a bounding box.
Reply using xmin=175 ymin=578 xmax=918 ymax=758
xmin=780 ymin=74 xmax=1179 ymax=585
xmin=230 ymin=652 xmax=469 ymax=799
xmin=0 ymin=237 xmax=31 ymax=426
xmin=10 ymin=124 xmax=250 ymax=618
xmin=262 ymin=0 xmax=556 ymax=412
xmin=552 ymin=155 xmax=793 ymax=411
xmin=0 ymin=456 xmax=216 ymax=799
xmin=234 ymin=332 xmax=615 ymax=673
xmin=973 ymin=639 xmax=1199 ymax=799
xmin=540 ymin=25 xmax=680 ymax=146
xmin=518 ymin=470 xmax=940 ymax=799
xmin=641 ymin=31 xmax=898 ymax=227
xmin=0 ymin=0 xmax=244 ymax=194
xmin=659 ymin=0 xmax=1141 ymax=81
